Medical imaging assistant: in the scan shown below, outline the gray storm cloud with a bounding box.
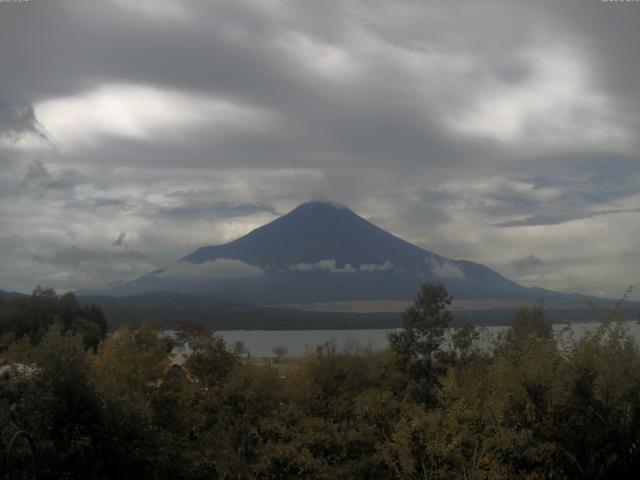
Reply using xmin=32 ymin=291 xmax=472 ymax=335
xmin=430 ymin=260 xmax=466 ymax=280
xmin=157 ymin=259 xmax=263 ymax=280
xmin=286 ymin=260 xmax=395 ymax=274
xmin=0 ymin=0 xmax=638 ymax=299
xmin=511 ymin=255 xmax=544 ymax=273
xmin=0 ymin=103 xmax=48 ymax=143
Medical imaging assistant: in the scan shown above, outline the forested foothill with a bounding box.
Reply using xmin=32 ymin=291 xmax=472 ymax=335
xmin=1 ymin=284 xmax=640 ymax=479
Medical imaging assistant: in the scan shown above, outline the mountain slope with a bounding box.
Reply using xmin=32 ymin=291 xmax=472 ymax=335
xmin=184 ymin=201 xmax=432 ymax=268
xmin=0 ymin=289 xmax=28 ymax=300
xmin=102 ymin=201 xmax=593 ymax=305
xmin=180 ymin=201 xmax=527 ymax=295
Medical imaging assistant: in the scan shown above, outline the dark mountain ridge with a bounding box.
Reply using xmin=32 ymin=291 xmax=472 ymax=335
xmin=106 ymin=201 xmax=595 ymax=305
xmin=184 ymin=201 xmax=434 ymax=269
xmin=0 ymin=289 xmax=28 ymax=300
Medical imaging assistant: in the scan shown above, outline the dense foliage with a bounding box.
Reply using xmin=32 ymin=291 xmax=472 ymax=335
xmin=0 ymin=287 xmax=107 ymax=350
xmin=1 ymin=284 xmax=640 ymax=479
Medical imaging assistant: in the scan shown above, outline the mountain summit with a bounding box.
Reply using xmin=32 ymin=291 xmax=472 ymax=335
xmin=183 ymin=201 xmax=434 ymax=269
xmin=113 ymin=201 xmax=580 ymax=304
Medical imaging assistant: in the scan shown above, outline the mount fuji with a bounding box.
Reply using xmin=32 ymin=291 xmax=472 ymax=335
xmin=106 ymin=201 xmax=586 ymax=305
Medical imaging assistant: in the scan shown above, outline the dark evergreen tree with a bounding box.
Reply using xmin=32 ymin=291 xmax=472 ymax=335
xmin=388 ymin=282 xmax=452 ymax=405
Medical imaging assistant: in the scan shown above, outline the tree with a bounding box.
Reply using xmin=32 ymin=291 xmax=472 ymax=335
xmin=175 ymin=320 xmax=213 ymax=347
xmin=272 ymin=346 xmax=288 ymax=363
xmin=175 ymin=322 xmax=238 ymax=388
xmin=7 ymin=323 xmax=103 ymax=478
xmin=232 ymin=340 xmax=248 ymax=357
xmin=451 ymin=320 xmax=481 ymax=362
xmin=0 ymin=287 xmax=107 ymax=349
xmin=501 ymin=305 xmax=552 ymax=352
xmin=91 ymin=323 xmax=174 ymax=478
xmin=388 ymin=282 xmax=452 ymax=404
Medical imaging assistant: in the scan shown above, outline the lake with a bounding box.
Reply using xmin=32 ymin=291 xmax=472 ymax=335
xmin=216 ymin=321 xmax=640 ymax=358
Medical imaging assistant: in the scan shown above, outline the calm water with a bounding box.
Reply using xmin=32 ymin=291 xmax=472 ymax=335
xmin=216 ymin=321 xmax=640 ymax=358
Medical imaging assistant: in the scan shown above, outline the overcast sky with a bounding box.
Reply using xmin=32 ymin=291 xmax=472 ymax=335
xmin=0 ymin=0 xmax=638 ymax=299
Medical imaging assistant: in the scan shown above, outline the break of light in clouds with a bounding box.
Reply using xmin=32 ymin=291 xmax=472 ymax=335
xmin=0 ymin=0 xmax=638 ymax=299
xmin=36 ymin=84 xmax=280 ymax=149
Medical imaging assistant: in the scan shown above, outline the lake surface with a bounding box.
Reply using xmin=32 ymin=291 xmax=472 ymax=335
xmin=217 ymin=321 xmax=640 ymax=358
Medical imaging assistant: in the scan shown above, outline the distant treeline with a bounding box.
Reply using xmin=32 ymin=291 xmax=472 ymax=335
xmin=79 ymin=292 xmax=403 ymax=330
xmin=3 ymin=288 xmax=636 ymax=332
xmin=0 ymin=286 xmax=106 ymax=349
xmin=1 ymin=284 xmax=640 ymax=479
xmin=72 ymin=291 xmax=638 ymax=330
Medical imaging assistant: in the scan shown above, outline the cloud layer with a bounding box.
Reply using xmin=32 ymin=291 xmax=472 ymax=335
xmin=0 ymin=0 xmax=638 ymax=299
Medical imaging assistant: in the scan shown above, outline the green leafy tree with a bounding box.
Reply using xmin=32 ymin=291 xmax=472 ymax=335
xmin=0 ymin=287 xmax=107 ymax=349
xmin=451 ymin=320 xmax=481 ymax=362
xmin=505 ymin=305 xmax=552 ymax=348
xmin=92 ymin=323 xmax=175 ymax=478
xmin=388 ymin=282 xmax=452 ymax=404
xmin=176 ymin=321 xmax=238 ymax=388
xmin=6 ymin=323 xmax=103 ymax=479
